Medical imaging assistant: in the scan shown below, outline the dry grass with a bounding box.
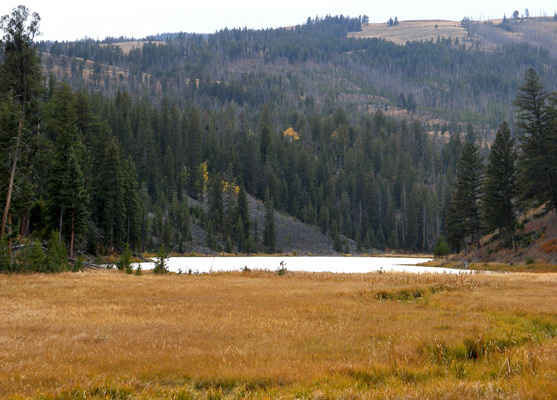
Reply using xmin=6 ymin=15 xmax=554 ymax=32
xmin=1 ymin=270 xmax=556 ymax=399
xmin=350 ymin=20 xmax=469 ymax=45
xmin=99 ymin=41 xmax=165 ymax=55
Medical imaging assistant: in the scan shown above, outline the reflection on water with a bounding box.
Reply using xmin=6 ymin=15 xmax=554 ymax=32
xmin=133 ymin=256 xmax=471 ymax=274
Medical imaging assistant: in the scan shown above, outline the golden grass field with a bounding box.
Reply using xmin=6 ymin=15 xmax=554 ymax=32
xmin=100 ymin=41 xmax=166 ymax=54
xmin=349 ymin=20 xmax=469 ymax=45
xmin=1 ymin=269 xmax=556 ymax=399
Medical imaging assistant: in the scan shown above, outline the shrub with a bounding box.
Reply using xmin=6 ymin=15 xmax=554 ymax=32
xmin=154 ymin=245 xmax=169 ymax=274
xmin=117 ymin=243 xmax=133 ymax=273
xmin=0 ymin=238 xmax=13 ymax=272
xmin=45 ymin=231 xmax=68 ymax=272
xmin=276 ymin=260 xmax=287 ymax=276
xmin=434 ymin=236 xmax=450 ymax=258
xmin=525 ymin=256 xmax=535 ymax=265
xmin=73 ymin=255 xmax=84 ymax=272
xmin=19 ymin=240 xmax=46 ymax=272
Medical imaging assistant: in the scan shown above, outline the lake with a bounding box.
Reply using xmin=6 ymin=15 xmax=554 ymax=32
xmin=133 ymin=256 xmax=471 ymax=274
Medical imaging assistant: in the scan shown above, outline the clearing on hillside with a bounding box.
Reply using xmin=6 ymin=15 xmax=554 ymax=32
xmin=349 ymin=19 xmax=469 ymax=45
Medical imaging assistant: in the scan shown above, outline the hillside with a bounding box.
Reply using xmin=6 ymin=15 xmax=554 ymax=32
xmin=453 ymin=209 xmax=557 ymax=266
xmin=349 ymin=19 xmax=470 ymax=45
xmin=1 ymin=10 xmax=556 ymax=265
xmin=186 ymin=194 xmax=342 ymax=255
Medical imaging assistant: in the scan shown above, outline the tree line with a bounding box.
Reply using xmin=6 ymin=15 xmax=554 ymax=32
xmin=0 ymin=6 xmax=471 ymax=273
xmin=2 ymin=7 xmax=554 ymax=272
xmin=445 ymin=69 xmax=557 ymax=253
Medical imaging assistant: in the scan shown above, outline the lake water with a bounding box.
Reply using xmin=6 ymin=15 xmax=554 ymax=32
xmin=133 ymin=256 xmax=471 ymax=274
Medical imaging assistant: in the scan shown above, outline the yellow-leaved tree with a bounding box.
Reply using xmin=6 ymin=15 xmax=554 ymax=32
xmin=283 ymin=127 xmax=300 ymax=142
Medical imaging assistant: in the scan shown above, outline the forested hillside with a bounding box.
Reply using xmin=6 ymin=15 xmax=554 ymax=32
xmin=1 ymin=7 xmax=556 ymax=269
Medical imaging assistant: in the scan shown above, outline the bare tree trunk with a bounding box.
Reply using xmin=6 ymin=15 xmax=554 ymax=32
xmin=0 ymin=118 xmax=23 ymax=241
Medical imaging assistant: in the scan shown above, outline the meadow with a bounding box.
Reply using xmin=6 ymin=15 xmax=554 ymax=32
xmin=349 ymin=20 xmax=469 ymax=45
xmin=1 ymin=269 xmax=556 ymax=399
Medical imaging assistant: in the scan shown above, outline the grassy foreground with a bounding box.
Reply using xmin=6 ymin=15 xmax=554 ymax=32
xmin=1 ymin=270 xmax=556 ymax=399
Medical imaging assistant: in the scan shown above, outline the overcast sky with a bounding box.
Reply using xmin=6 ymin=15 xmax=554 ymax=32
xmin=2 ymin=1 xmax=556 ymax=41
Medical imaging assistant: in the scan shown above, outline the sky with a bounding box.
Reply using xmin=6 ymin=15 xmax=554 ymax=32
xmin=2 ymin=1 xmax=556 ymax=42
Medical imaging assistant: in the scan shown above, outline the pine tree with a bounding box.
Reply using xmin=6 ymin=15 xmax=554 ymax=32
xmin=45 ymin=230 xmax=68 ymax=272
xmin=46 ymin=84 xmax=89 ymax=257
xmin=61 ymin=147 xmax=90 ymax=257
xmin=259 ymin=105 xmax=272 ymax=164
xmin=0 ymin=6 xmax=43 ymax=240
xmin=93 ymin=134 xmax=126 ymax=252
xmin=122 ymin=156 xmax=142 ymax=247
xmin=482 ymin=122 xmax=517 ymax=251
xmin=237 ymin=183 xmax=250 ymax=242
xmin=263 ymin=192 xmax=276 ymax=253
xmin=186 ymin=107 xmax=203 ymax=199
xmin=513 ymin=69 xmax=557 ymax=211
xmin=208 ymin=172 xmax=224 ymax=229
xmin=445 ymin=142 xmax=483 ymax=251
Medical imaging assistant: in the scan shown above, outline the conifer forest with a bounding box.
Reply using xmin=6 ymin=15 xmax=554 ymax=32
xmin=1 ymin=8 xmax=556 ymax=271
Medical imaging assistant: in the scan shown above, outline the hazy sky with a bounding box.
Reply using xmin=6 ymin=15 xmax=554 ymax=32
xmin=2 ymin=1 xmax=556 ymax=41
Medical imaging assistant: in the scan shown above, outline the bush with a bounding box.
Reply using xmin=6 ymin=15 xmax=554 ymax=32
xmin=434 ymin=236 xmax=451 ymax=258
xmin=23 ymin=240 xmax=47 ymax=272
xmin=72 ymin=255 xmax=85 ymax=272
xmin=45 ymin=231 xmax=68 ymax=272
xmin=0 ymin=238 xmax=13 ymax=272
xmin=117 ymin=243 xmax=133 ymax=273
xmin=154 ymin=245 xmax=169 ymax=274
xmin=276 ymin=260 xmax=287 ymax=276
xmin=525 ymin=256 xmax=535 ymax=265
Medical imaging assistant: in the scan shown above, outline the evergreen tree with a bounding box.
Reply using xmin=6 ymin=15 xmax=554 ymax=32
xmin=482 ymin=122 xmax=517 ymax=251
xmin=186 ymin=107 xmax=203 ymax=199
xmin=93 ymin=134 xmax=126 ymax=251
xmin=445 ymin=142 xmax=483 ymax=251
xmin=122 ymin=156 xmax=142 ymax=247
xmin=259 ymin=105 xmax=272 ymax=164
xmin=46 ymin=84 xmax=89 ymax=257
xmin=263 ymin=192 xmax=276 ymax=253
xmin=0 ymin=6 xmax=43 ymax=240
xmin=513 ymin=69 xmax=557 ymax=211
xmin=45 ymin=230 xmax=68 ymax=272
xmin=237 ymin=183 xmax=250 ymax=237
xmin=433 ymin=236 xmax=450 ymax=258
xmin=153 ymin=245 xmax=168 ymax=273
xmin=61 ymin=146 xmax=89 ymax=257
xmin=207 ymin=172 xmax=224 ymax=228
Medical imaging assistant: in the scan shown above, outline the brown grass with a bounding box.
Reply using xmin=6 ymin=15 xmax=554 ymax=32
xmin=350 ymin=20 xmax=470 ymax=45
xmin=1 ymin=270 xmax=556 ymax=399
xmin=99 ymin=41 xmax=165 ymax=55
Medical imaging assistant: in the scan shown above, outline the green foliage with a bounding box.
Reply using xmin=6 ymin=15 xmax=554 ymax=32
xmin=22 ymin=240 xmax=47 ymax=272
xmin=446 ymin=143 xmax=483 ymax=251
xmin=276 ymin=260 xmax=287 ymax=276
xmin=205 ymin=222 xmax=218 ymax=251
xmin=513 ymin=69 xmax=557 ymax=212
xmin=117 ymin=243 xmax=133 ymax=273
xmin=482 ymin=122 xmax=517 ymax=250
xmin=45 ymin=230 xmax=68 ymax=272
xmin=153 ymin=245 xmax=168 ymax=274
xmin=525 ymin=256 xmax=535 ymax=265
xmin=433 ymin=236 xmax=451 ymax=258
xmin=208 ymin=172 xmax=224 ymax=228
xmin=0 ymin=5 xmax=44 ymax=241
xmin=263 ymin=194 xmax=275 ymax=253
xmin=8 ymin=10 xmax=557 ymax=259
xmin=0 ymin=238 xmax=13 ymax=272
